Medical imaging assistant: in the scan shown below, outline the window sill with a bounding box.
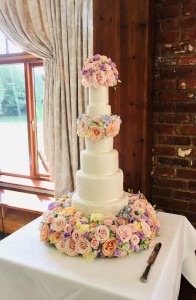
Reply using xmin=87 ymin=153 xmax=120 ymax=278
xmin=0 ymin=175 xmax=54 ymax=196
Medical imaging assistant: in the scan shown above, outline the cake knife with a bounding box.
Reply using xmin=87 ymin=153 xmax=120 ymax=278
xmin=140 ymin=242 xmax=162 ymax=283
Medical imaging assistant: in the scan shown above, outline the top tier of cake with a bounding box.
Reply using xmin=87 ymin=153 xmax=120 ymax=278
xmin=87 ymin=86 xmax=111 ymax=117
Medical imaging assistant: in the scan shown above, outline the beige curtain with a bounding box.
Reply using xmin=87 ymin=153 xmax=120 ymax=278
xmin=0 ymin=0 xmax=93 ymax=197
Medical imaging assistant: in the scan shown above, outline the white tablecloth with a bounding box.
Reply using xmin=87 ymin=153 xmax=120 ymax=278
xmin=0 ymin=212 xmax=195 ymax=300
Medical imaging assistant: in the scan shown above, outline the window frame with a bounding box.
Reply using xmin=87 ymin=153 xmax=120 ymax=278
xmin=0 ymin=52 xmax=50 ymax=181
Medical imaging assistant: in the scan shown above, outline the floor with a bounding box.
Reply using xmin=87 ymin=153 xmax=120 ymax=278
xmin=0 ymin=232 xmax=195 ymax=299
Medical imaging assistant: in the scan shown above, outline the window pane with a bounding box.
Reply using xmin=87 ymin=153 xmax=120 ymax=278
xmin=33 ymin=66 xmax=48 ymax=175
xmin=8 ymin=40 xmax=23 ymax=54
xmin=0 ymin=64 xmax=29 ymax=175
xmin=0 ymin=31 xmax=6 ymax=54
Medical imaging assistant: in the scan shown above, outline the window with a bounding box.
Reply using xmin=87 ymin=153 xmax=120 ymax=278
xmin=0 ymin=31 xmax=49 ymax=180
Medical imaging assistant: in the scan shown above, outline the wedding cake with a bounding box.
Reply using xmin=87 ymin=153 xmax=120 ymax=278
xmin=40 ymin=54 xmax=160 ymax=259
xmin=72 ymin=85 xmax=128 ymax=216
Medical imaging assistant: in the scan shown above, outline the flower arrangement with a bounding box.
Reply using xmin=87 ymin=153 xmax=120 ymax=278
xmin=40 ymin=192 xmax=160 ymax=260
xmin=81 ymin=54 xmax=120 ymax=88
xmin=77 ymin=114 xmax=121 ymax=140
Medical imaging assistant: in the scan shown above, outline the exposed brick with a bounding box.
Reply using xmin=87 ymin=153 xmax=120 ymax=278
xmin=176 ymin=125 xmax=196 ymax=135
xmin=159 ymin=90 xmax=194 ymax=101
xmin=160 ymin=66 xmax=195 ymax=78
xmin=156 ymin=31 xmax=180 ymax=43
xmin=159 ymin=135 xmax=191 ymax=145
xmin=158 ymin=156 xmax=190 ymax=167
xmin=173 ymin=200 xmax=189 ymax=210
xmin=156 ymin=177 xmax=189 ymax=189
xmin=182 ymin=28 xmax=196 ymax=40
xmin=162 ymin=17 xmax=196 ymax=30
xmin=154 ymin=67 xmax=160 ymax=79
xmin=153 ymin=166 xmax=176 ymax=177
xmin=189 ymin=202 xmax=196 ymax=212
xmin=183 ymin=3 xmax=196 ymax=16
xmin=154 ymin=79 xmax=177 ymax=89
xmin=152 ymin=186 xmax=172 ymax=197
xmin=158 ymin=113 xmax=191 ymax=123
xmin=153 ymin=145 xmax=176 ymax=155
xmin=176 ymin=103 xmax=196 ymax=112
xmin=189 ymin=181 xmax=196 ymax=191
xmin=178 ymin=79 xmax=196 ymax=89
xmin=154 ymin=124 xmax=175 ymax=134
xmin=174 ymin=190 xmax=196 ymax=200
xmin=179 ymin=55 xmax=196 ymax=65
xmin=161 ymin=42 xmax=196 ymax=54
xmin=154 ymin=56 xmax=178 ymax=66
xmin=177 ymin=169 xmax=196 ymax=179
xmin=156 ymin=5 xmax=181 ymax=19
xmin=156 ymin=197 xmax=173 ymax=208
xmin=154 ymin=102 xmax=176 ymax=112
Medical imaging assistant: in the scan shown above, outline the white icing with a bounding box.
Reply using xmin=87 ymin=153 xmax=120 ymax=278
xmin=85 ymin=137 xmax=113 ymax=152
xmin=89 ymin=86 xmax=109 ymax=105
xmin=73 ymin=86 xmax=128 ymax=216
xmin=81 ymin=149 xmax=118 ymax=174
xmin=75 ymin=169 xmax=124 ymax=202
xmin=87 ymin=104 xmax=111 ymax=117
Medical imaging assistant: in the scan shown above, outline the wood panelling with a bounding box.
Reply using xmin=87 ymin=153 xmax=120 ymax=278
xmin=93 ymin=0 xmax=155 ymax=199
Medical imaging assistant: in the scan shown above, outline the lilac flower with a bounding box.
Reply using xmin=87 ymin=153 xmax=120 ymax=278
xmin=100 ymin=64 xmax=107 ymax=71
xmin=48 ymin=202 xmax=60 ymax=210
xmin=110 ymin=61 xmax=116 ymax=68
xmin=62 ymin=232 xmax=71 ymax=241
xmin=114 ymin=73 xmax=119 ymax=80
xmin=81 ymin=69 xmax=87 ymax=75
xmin=93 ymin=54 xmax=100 ymax=61
xmin=89 ymin=69 xmax=95 ymax=76
xmin=114 ymin=249 xmax=121 ymax=257
xmin=100 ymin=115 xmax=110 ymax=125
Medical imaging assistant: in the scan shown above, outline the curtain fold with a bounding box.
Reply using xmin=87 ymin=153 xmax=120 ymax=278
xmin=0 ymin=0 xmax=93 ymax=197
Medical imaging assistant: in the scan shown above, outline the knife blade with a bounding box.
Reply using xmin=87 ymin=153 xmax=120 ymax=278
xmin=140 ymin=242 xmax=162 ymax=283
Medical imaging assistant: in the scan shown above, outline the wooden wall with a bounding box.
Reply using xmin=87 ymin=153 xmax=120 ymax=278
xmin=93 ymin=0 xmax=155 ymax=199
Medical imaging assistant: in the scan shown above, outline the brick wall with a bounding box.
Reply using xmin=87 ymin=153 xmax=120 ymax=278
xmin=152 ymin=0 xmax=196 ymax=227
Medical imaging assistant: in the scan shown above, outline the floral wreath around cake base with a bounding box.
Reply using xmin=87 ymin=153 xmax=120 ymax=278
xmin=77 ymin=114 xmax=121 ymax=140
xmin=40 ymin=192 xmax=160 ymax=260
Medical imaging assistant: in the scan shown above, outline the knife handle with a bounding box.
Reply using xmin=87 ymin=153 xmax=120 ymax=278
xmin=140 ymin=264 xmax=151 ymax=283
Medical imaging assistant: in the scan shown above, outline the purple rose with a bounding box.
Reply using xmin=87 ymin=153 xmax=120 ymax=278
xmin=93 ymin=54 xmax=100 ymax=61
xmin=100 ymin=64 xmax=107 ymax=71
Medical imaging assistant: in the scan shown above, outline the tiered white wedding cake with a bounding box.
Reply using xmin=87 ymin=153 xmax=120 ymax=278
xmin=72 ymin=86 xmax=128 ymax=216
xmin=40 ymin=54 xmax=160 ymax=259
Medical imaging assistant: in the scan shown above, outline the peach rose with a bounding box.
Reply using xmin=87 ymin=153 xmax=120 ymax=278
xmin=76 ymin=237 xmax=92 ymax=254
xmin=65 ymin=238 xmax=77 ymax=256
xmin=110 ymin=225 xmax=117 ymax=233
xmin=106 ymin=120 xmax=120 ymax=137
xmin=141 ymin=219 xmax=151 ymax=238
xmin=90 ymin=125 xmax=104 ymax=141
xmin=90 ymin=238 xmax=99 ymax=249
xmin=92 ymin=71 xmax=106 ymax=87
xmin=61 ymin=207 xmax=76 ymax=216
xmin=72 ymin=229 xmax=81 ymax=242
xmin=131 ymin=234 xmax=140 ymax=246
xmin=64 ymin=223 xmax=73 ymax=234
xmin=50 ymin=216 xmax=66 ymax=232
xmin=55 ymin=240 xmax=66 ymax=253
xmin=81 ymin=75 xmax=92 ymax=87
xmin=95 ymin=225 xmax=110 ymax=243
xmin=116 ymin=225 xmax=132 ymax=243
xmin=42 ymin=210 xmax=54 ymax=224
xmin=128 ymin=223 xmax=137 ymax=233
xmin=102 ymin=238 xmax=117 ymax=257
xmin=40 ymin=224 xmax=49 ymax=242
xmin=53 ymin=232 xmax=62 ymax=243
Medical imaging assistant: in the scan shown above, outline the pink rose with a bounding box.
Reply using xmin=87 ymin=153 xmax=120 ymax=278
xmin=131 ymin=234 xmax=140 ymax=245
xmin=102 ymin=238 xmax=117 ymax=257
xmin=116 ymin=225 xmax=132 ymax=243
xmin=110 ymin=225 xmax=117 ymax=233
xmin=92 ymin=71 xmax=106 ymax=87
xmin=76 ymin=237 xmax=92 ymax=254
xmin=95 ymin=225 xmax=110 ymax=243
xmin=72 ymin=229 xmax=81 ymax=242
xmin=141 ymin=219 xmax=151 ymax=238
xmin=90 ymin=238 xmax=99 ymax=249
xmin=65 ymin=238 xmax=77 ymax=256
xmin=42 ymin=210 xmax=54 ymax=223
xmin=40 ymin=224 xmax=49 ymax=242
xmin=64 ymin=224 xmax=73 ymax=234
xmin=106 ymin=120 xmax=120 ymax=137
xmin=75 ymin=211 xmax=83 ymax=218
xmin=90 ymin=125 xmax=104 ymax=141
xmin=128 ymin=223 xmax=137 ymax=233
xmin=50 ymin=216 xmax=66 ymax=232
xmin=104 ymin=219 xmax=113 ymax=227
xmin=93 ymin=116 xmax=100 ymax=122
xmin=55 ymin=239 xmax=66 ymax=253
xmin=81 ymin=75 xmax=92 ymax=87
